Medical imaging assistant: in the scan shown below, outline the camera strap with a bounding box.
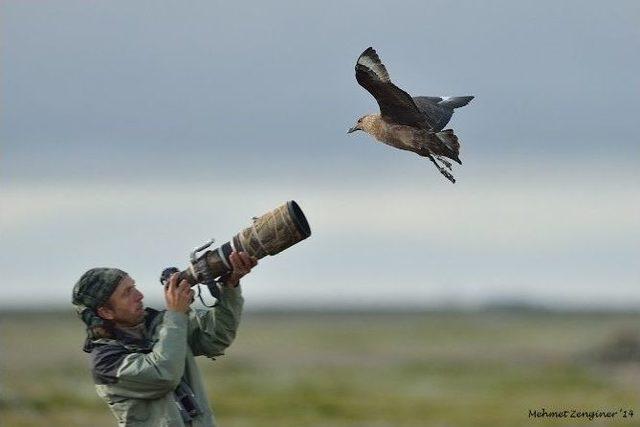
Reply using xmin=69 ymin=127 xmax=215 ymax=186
xmin=174 ymin=377 xmax=203 ymax=423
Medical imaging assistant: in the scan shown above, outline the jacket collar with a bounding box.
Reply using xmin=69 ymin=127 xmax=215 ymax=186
xmin=83 ymin=307 xmax=163 ymax=352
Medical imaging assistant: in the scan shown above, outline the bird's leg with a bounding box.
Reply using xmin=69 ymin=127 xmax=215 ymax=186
xmin=426 ymin=153 xmax=456 ymax=183
xmin=436 ymin=156 xmax=453 ymax=170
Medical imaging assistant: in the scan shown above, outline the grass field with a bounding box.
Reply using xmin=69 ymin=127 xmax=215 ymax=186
xmin=2 ymin=309 xmax=639 ymax=426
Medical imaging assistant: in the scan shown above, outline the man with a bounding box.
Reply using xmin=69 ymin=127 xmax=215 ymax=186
xmin=72 ymin=252 xmax=257 ymax=427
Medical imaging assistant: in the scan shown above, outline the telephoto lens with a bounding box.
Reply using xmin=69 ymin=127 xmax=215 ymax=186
xmin=173 ymin=200 xmax=311 ymax=285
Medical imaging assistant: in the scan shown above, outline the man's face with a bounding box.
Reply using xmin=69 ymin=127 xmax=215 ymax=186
xmin=98 ymin=276 xmax=145 ymax=327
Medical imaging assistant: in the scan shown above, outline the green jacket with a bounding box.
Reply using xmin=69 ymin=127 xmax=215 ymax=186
xmin=85 ymin=286 xmax=243 ymax=426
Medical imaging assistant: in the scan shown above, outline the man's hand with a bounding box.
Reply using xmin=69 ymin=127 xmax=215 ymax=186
xmin=223 ymin=251 xmax=258 ymax=287
xmin=165 ymin=273 xmax=194 ymax=313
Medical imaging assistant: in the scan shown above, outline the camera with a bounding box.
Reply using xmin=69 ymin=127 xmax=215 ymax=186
xmin=160 ymin=201 xmax=311 ymax=303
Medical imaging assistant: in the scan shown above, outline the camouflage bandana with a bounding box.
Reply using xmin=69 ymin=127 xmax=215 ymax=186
xmin=72 ymin=268 xmax=128 ymax=341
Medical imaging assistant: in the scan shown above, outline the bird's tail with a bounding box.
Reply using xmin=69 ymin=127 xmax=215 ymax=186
xmin=439 ymin=96 xmax=474 ymax=109
xmin=436 ymin=129 xmax=462 ymax=164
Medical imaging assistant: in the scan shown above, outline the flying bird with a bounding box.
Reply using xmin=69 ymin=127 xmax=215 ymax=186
xmin=348 ymin=47 xmax=474 ymax=183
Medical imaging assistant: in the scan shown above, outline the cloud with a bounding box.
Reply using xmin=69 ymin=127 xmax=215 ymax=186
xmin=1 ymin=169 xmax=638 ymax=308
xmin=3 ymin=171 xmax=637 ymax=249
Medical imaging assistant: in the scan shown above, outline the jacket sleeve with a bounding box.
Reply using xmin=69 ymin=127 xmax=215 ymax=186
xmin=91 ymin=311 xmax=189 ymax=399
xmin=187 ymin=285 xmax=244 ymax=358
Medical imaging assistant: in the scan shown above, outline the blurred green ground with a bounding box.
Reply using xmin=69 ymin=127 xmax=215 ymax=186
xmin=1 ymin=310 xmax=639 ymax=426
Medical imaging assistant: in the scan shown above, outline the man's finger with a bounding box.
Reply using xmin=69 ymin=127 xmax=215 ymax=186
xmin=168 ymin=273 xmax=181 ymax=291
xmin=169 ymin=272 xmax=179 ymax=285
xmin=232 ymin=252 xmax=253 ymax=271
xmin=178 ymin=280 xmax=190 ymax=293
xmin=170 ymin=279 xmax=185 ymax=297
xmin=238 ymin=252 xmax=252 ymax=268
xmin=184 ymin=286 xmax=194 ymax=301
xmin=230 ymin=252 xmax=242 ymax=267
xmin=229 ymin=252 xmax=243 ymax=270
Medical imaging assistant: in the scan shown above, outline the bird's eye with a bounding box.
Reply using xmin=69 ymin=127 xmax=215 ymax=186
xmin=357 ymin=118 xmax=362 ymax=123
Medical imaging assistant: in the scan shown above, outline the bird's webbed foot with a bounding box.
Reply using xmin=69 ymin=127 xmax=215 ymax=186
xmin=439 ymin=167 xmax=456 ymax=183
xmin=426 ymin=153 xmax=456 ymax=183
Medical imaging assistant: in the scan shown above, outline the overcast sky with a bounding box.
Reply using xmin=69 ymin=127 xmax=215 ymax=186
xmin=2 ymin=0 xmax=639 ymax=309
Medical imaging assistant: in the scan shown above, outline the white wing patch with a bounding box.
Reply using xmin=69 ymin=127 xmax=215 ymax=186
xmin=357 ymin=51 xmax=390 ymax=82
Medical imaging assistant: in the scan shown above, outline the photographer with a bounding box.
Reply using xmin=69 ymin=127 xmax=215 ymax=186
xmin=72 ymin=251 xmax=257 ymax=427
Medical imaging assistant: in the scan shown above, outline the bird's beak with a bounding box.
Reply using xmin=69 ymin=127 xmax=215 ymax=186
xmin=347 ymin=125 xmax=360 ymax=134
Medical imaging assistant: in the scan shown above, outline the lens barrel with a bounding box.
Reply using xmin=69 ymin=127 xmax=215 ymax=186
xmin=178 ymin=201 xmax=311 ymax=284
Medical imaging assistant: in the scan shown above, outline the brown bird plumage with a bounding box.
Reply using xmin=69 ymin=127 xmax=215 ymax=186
xmin=348 ymin=47 xmax=473 ymax=183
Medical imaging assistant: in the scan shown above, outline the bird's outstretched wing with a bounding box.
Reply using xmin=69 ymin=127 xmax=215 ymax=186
xmin=412 ymin=96 xmax=475 ymax=131
xmin=355 ymin=47 xmax=428 ymax=128
xmin=412 ymin=97 xmax=452 ymax=131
